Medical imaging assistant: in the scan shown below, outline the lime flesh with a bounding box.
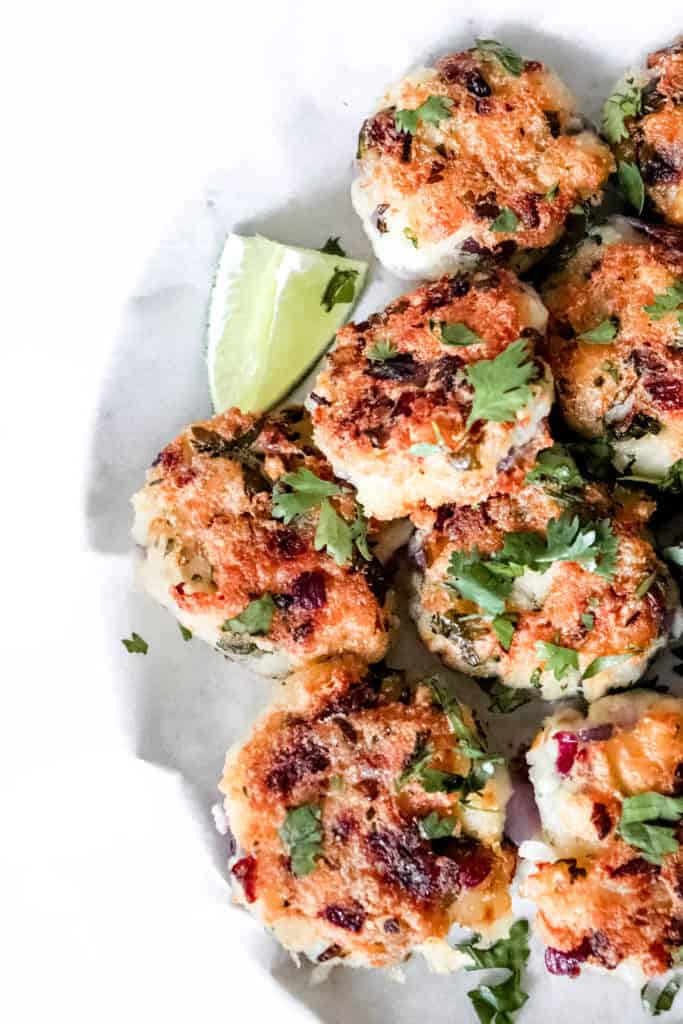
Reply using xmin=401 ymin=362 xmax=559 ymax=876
xmin=207 ymin=233 xmax=367 ymax=413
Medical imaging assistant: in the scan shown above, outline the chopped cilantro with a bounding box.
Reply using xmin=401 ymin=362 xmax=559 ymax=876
xmin=602 ymin=80 xmax=642 ymax=143
xmin=525 ymin=444 xmax=585 ymax=499
xmin=475 ymin=39 xmax=524 ymax=76
xmin=444 ymin=548 xmax=512 ymax=616
xmin=465 ymin=339 xmax=536 ymax=428
xmin=224 ymin=594 xmax=275 ymax=636
xmin=366 ymin=339 xmax=398 ymax=362
xmin=178 ymin=623 xmax=193 ymax=641
xmin=321 ymin=267 xmax=359 ymax=311
xmin=487 ymin=682 xmax=532 ymax=713
xmin=642 ymin=978 xmax=681 ymax=1016
xmin=635 ymin=571 xmax=657 ymax=598
xmin=545 ymin=184 xmax=560 ymax=200
xmin=490 ymin=207 xmax=519 ymax=233
xmin=643 ymin=281 xmax=683 ymax=322
xmin=581 ymin=612 xmax=595 ymax=631
xmin=432 ymin=320 xmax=484 ymax=346
xmin=314 ymin=498 xmax=354 ymax=565
xmin=578 ymin=318 xmax=619 ymax=343
xmin=582 ymin=652 xmax=634 ymax=679
xmin=395 ymin=733 xmax=435 ymax=791
xmin=457 ymin=920 xmax=531 ymax=1024
xmin=403 ymin=226 xmax=419 ymax=247
xmin=661 ymin=459 xmax=683 ymax=494
xmin=272 ymin=468 xmax=341 ymax=523
xmin=394 ymin=95 xmax=454 ymax=134
xmin=456 ymin=919 xmax=530 ymax=972
xmin=279 ymin=803 xmax=324 ymax=877
xmin=536 ymin=640 xmax=579 ymax=681
xmin=122 ymin=632 xmax=148 ymax=654
xmin=617 ymin=792 xmax=683 ymax=864
xmin=618 ymin=161 xmax=645 ymax=214
xmin=418 ymin=811 xmax=457 ymax=839
xmin=320 ymin=236 xmax=346 ymax=256
xmin=492 ymin=614 xmax=516 ymax=651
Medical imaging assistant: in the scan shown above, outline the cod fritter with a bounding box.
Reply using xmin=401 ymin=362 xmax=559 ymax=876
xmin=308 ymin=270 xmax=553 ymax=521
xmin=131 ymin=407 xmax=394 ymax=677
xmin=408 ymin=471 xmax=678 ymax=700
xmin=542 ymin=215 xmax=683 ymax=480
xmin=604 ymin=39 xmax=683 ymax=225
xmin=523 ymin=692 xmax=683 ymax=979
xmin=220 ymin=656 xmax=515 ymax=972
xmin=353 ymin=41 xmax=613 ymax=279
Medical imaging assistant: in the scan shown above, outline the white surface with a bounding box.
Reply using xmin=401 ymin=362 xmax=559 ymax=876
xmin=3 ymin=2 xmax=683 ymax=1022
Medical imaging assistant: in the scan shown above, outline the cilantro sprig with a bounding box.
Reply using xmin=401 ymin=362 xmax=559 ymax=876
xmin=321 ymin=267 xmax=359 ymax=311
xmin=465 ymin=340 xmax=537 ymax=428
xmin=536 ymin=640 xmax=579 ymax=681
xmin=578 ymin=317 xmax=619 ymax=343
xmin=279 ymin=803 xmax=324 ymax=877
xmin=617 ymin=792 xmax=683 ymax=865
xmin=225 ymin=594 xmax=276 ymax=636
xmin=431 ymin=320 xmax=484 ymax=346
xmin=525 ymin=445 xmax=586 ymax=501
xmin=602 ymin=80 xmax=642 ymax=144
xmin=122 ymin=632 xmax=148 ymax=654
xmin=455 ymin=920 xmax=531 ymax=1024
xmin=618 ymin=161 xmax=645 ymax=214
xmin=394 ymin=95 xmax=454 ymax=134
xmin=272 ymin=468 xmax=370 ymax=565
xmin=475 ymin=39 xmax=524 ymax=77
xmin=418 ymin=811 xmax=457 ymax=839
xmin=366 ymin=339 xmax=398 ymax=361
xmin=490 ymin=207 xmax=519 ymax=233
xmin=320 ymin=236 xmax=346 ymax=256
xmin=642 ymin=978 xmax=682 ymax=1017
xmin=643 ymin=281 xmax=683 ymax=329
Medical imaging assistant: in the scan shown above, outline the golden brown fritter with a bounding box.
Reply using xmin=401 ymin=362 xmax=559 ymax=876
xmin=220 ymin=657 xmax=515 ymax=971
xmin=542 ymin=216 xmax=683 ymax=479
xmin=308 ymin=270 xmax=553 ymax=521
xmin=523 ymin=693 xmax=683 ymax=978
xmin=131 ymin=407 xmax=394 ymax=676
xmin=353 ymin=44 xmax=613 ymax=278
xmin=606 ymin=39 xmax=683 ymax=225
xmin=409 ymin=477 xmax=677 ymax=700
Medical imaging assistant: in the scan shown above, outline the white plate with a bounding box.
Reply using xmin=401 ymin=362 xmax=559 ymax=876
xmin=5 ymin=2 xmax=683 ymax=1022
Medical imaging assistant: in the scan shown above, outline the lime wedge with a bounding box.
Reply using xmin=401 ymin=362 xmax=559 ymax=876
xmin=207 ymin=233 xmax=367 ymax=412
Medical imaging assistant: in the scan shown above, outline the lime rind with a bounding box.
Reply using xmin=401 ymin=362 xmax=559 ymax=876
xmin=207 ymin=233 xmax=367 ymax=413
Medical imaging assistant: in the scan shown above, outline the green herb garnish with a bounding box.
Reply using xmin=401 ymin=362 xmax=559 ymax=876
xmin=418 ymin=811 xmax=457 ymax=840
xmin=315 ymin=498 xmax=354 ymax=565
xmin=394 ymin=95 xmax=454 ymax=134
xmin=433 ymin=320 xmax=484 ymax=346
xmin=582 ymin=652 xmax=634 ymax=679
xmin=602 ymin=80 xmax=642 ymax=144
xmin=487 ymin=682 xmax=532 ymax=713
xmin=642 ymin=978 xmax=681 ymax=1016
xmin=490 ymin=207 xmax=519 ymax=233
xmin=321 ymin=267 xmax=359 ymax=311
xmin=618 ymin=161 xmax=645 ymax=214
xmin=545 ymin=184 xmax=560 ymax=200
xmin=475 ymin=39 xmax=524 ymax=76
xmin=456 ymin=921 xmax=531 ymax=1024
xmin=525 ymin=444 xmax=585 ymax=499
xmin=395 ymin=733 xmax=435 ymax=791
xmin=320 ymin=236 xmax=346 ymax=256
xmin=492 ymin=614 xmax=516 ymax=651
xmin=178 ymin=623 xmax=193 ymax=641
xmin=279 ymin=803 xmax=324 ymax=877
xmin=122 ymin=632 xmax=148 ymax=654
xmin=643 ymin=281 xmax=683 ymax=325
xmin=224 ymin=594 xmax=275 ymax=636
xmin=366 ymin=339 xmax=399 ymax=362
xmin=465 ymin=339 xmax=536 ymax=428
xmin=272 ymin=468 xmax=341 ymax=523
xmin=616 ymin=792 xmax=683 ymax=865
xmin=578 ymin=318 xmax=619 ymax=343
xmin=536 ymin=641 xmax=579 ymax=681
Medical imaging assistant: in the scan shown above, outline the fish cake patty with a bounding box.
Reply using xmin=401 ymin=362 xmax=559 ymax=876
xmin=220 ymin=656 xmax=515 ymax=971
xmin=131 ymin=407 xmax=394 ymax=676
xmin=523 ymin=692 xmax=683 ymax=979
xmin=308 ymin=270 xmax=552 ymax=521
xmin=408 ymin=479 xmax=677 ymax=700
xmin=542 ymin=215 xmax=683 ymax=480
xmin=353 ymin=43 xmax=613 ymax=279
xmin=605 ymin=39 xmax=683 ymax=225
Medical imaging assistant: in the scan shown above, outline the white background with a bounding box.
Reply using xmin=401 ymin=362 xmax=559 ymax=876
xmin=3 ymin=2 xmax=682 ymax=1021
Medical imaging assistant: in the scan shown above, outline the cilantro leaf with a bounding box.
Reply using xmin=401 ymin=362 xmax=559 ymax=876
xmin=466 ymin=339 xmax=536 ymax=428
xmin=618 ymin=161 xmax=645 ymax=214
xmin=366 ymin=339 xmax=398 ymax=362
xmin=490 ymin=207 xmax=519 ymax=233
xmin=475 ymin=39 xmax=524 ymax=76
xmin=541 ymin=514 xmax=618 ymax=579
xmin=469 ymin=971 xmax=529 ymax=1024
xmin=661 ymin=459 xmax=683 ymax=494
xmin=456 ymin=919 xmax=530 ymax=972
xmin=395 ymin=95 xmax=453 ymax=134
xmin=445 ymin=548 xmax=513 ymax=616
xmin=395 ymin=733 xmax=435 ymax=790
xmin=578 ymin=318 xmax=619 ymax=343
xmin=418 ymin=811 xmax=457 ymax=839
xmin=321 ymin=267 xmax=359 ymax=311
xmin=487 ymin=683 xmax=532 ymax=713
xmin=279 ymin=803 xmax=324 ymax=877
xmin=403 ymin=226 xmax=419 ymax=248
xmin=536 ymin=640 xmax=579 ymax=680
xmin=314 ymin=498 xmax=353 ymax=565
xmin=617 ymin=792 xmax=683 ymax=864
xmin=643 ymin=281 xmax=683 ymax=321
xmin=433 ymin=320 xmax=484 ymax=346
xmin=178 ymin=623 xmax=193 ymax=641
xmin=492 ymin=614 xmax=516 ymax=651
xmin=429 ymin=679 xmax=483 ymax=752
xmin=349 ymin=510 xmax=372 ymax=561
xmin=602 ymin=81 xmax=642 ymax=144
xmin=642 ymin=978 xmax=681 ymax=1016
xmin=272 ymin=468 xmax=341 ymax=523
xmin=581 ymin=613 xmax=594 ymax=630
xmin=320 ymin=236 xmax=346 ymax=256
xmin=582 ymin=652 xmax=633 ymax=679
xmin=635 ymin=571 xmax=657 ymax=598
xmin=224 ymin=594 xmax=275 ymax=636
xmin=525 ymin=445 xmax=585 ymax=499
xmin=545 ymin=184 xmax=560 ymax=200
xmin=122 ymin=632 xmax=148 ymax=654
